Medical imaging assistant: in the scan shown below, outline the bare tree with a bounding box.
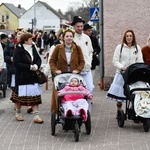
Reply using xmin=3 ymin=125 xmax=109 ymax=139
xmin=64 ymin=0 xmax=99 ymax=24
xmin=82 ymin=0 xmax=98 ymax=7
xmin=64 ymin=6 xmax=90 ymax=24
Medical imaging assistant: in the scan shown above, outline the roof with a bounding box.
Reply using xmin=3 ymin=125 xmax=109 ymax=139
xmin=38 ymin=1 xmax=65 ymax=19
xmin=1 ymin=3 xmax=26 ymax=17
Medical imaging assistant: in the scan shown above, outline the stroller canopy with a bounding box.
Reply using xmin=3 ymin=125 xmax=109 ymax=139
xmin=54 ymin=73 xmax=87 ymax=90
xmin=122 ymin=63 xmax=150 ymax=85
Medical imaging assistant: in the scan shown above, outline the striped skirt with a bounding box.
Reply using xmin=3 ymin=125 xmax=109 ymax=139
xmin=11 ymin=83 xmax=42 ymax=106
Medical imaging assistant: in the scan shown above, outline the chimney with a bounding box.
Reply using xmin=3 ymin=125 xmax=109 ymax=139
xmin=18 ymin=4 xmax=21 ymax=9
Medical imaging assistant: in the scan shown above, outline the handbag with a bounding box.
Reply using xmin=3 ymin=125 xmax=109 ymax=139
xmin=25 ymin=54 xmax=47 ymax=84
xmin=35 ymin=69 xmax=47 ymax=84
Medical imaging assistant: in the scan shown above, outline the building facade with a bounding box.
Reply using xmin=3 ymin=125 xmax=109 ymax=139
xmin=19 ymin=1 xmax=65 ymax=32
xmin=0 ymin=3 xmax=26 ymax=30
xmin=103 ymin=0 xmax=150 ymax=90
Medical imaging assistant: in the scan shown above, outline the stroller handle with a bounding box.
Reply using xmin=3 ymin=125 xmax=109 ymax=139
xmin=57 ymin=91 xmax=88 ymax=97
xmin=120 ymin=69 xmax=126 ymax=75
xmin=53 ymin=71 xmax=79 ymax=77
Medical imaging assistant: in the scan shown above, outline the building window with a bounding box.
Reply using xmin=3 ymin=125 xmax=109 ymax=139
xmin=6 ymin=15 xmax=9 ymax=20
xmin=2 ymin=16 xmax=4 ymax=22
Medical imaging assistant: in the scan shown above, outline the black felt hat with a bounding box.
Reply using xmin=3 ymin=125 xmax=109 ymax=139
xmin=83 ymin=24 xmax=93 ymax=30
xmin=71 ymin=16 xmax=85 ymax=26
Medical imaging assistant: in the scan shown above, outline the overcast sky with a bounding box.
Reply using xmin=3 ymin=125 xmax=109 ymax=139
xmin=1 ymin=0 xmax=85 ymax=13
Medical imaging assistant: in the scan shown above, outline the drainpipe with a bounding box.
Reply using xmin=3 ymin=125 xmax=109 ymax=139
xmin=99 ymin=0 xmax=104 ymax=90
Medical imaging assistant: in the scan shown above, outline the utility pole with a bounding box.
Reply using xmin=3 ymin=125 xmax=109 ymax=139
xmin=93 ymin=0 xmax=99 ymax=30
xmin=29 ymin=19 xmax=34 ymax=31
xmin=99 ymin=0 xmax=104 ymax=90
xmin=33 ymin=0 xmax=37 ymax=30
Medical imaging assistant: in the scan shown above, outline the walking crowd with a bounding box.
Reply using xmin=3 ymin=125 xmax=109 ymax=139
xmin=0 ymin=15 xmax=150 ymax=126
xmin=0 ymin=16 xmax=100 ymax=124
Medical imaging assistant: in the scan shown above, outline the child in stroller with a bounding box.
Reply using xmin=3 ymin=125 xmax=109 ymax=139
xmin=51 ymin=73 xmax=92 ymax=142
xmin=58 ymin=76 xmax=93 ymax=121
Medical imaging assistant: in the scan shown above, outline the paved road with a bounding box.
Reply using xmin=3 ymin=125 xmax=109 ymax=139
xmin=0 ymin=68 xmax=150 ymax=150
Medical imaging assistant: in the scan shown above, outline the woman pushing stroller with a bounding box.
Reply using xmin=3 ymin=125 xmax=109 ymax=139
xmin=58 ymin=76 xmax=93 ymax=121
xmin=50 ymin=29 xmax=85 ymax=113
xmin=107 ymin=29 xmax=143 ymax=115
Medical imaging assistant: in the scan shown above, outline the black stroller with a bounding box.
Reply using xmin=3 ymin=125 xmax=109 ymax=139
xmin=51 ymin=73 xmax=91 ymax=142
xmin=117 ymin=62 xmax=150 ymax=132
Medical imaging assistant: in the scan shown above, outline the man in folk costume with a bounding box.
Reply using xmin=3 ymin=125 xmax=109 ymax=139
xmin=71 ymin=16 xmax=94 ymax=94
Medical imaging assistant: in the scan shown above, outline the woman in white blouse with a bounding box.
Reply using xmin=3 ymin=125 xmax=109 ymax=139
xmin=107 ymin=29 xmax=143 ymax=113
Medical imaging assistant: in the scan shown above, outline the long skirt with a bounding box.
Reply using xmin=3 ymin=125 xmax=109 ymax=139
xmin=11 ymin=83 xmax=42 ymax=106
xmin=107 ymin=72 xmax=127 ymax=102
xmin=50 ymin=83 xmax=58 ymax=112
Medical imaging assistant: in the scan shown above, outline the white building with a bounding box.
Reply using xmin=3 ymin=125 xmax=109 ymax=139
xmin=19 ymin=1 xmax=65 ymax=32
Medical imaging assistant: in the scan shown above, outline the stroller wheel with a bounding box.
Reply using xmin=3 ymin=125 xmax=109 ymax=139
xmin=85 ymin=111 xmax=91 ymax=135
xmin=74 ymin=121 xmax=79 ymax=142
xmin=51 ymin=110 xmax=56 ymax=136
xmin=143 ymin=119 xmax=150 ymax=132
xmin=117 ymin=109 xmax=125 ymax=127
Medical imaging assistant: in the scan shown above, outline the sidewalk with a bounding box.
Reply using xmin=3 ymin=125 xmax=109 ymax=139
xmin=0 ymin=68 xmax=150 ymax=150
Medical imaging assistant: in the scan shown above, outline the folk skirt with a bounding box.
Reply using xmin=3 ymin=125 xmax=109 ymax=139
xmin=107 ymin=72 xmax=127 ymax=102
xmin=11 ymin=83 xmax=42 ymax=106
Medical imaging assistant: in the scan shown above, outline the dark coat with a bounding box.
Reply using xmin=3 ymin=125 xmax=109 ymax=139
xmin=37 ymin=37 xmax=44 ymax=49
xmin=43 ymin=33 xmax=48 ymax=45
xmin=90 ymin=35 xmax=101 ymax=70
xmin=47 ymin=35 xmax=57 ymax=47
xmin=4 ymin=41 xmax=16 ymax=86
xmin=13 ymin=43 xmax=41 ymax=86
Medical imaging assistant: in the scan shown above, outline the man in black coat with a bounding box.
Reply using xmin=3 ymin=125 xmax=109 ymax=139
xmin=83 ymin=24 xmax=101 ymax=77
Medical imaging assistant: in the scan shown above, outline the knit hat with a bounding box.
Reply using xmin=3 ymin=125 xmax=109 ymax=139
xmin=68 ymin=75 xmax=80 ymax=84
